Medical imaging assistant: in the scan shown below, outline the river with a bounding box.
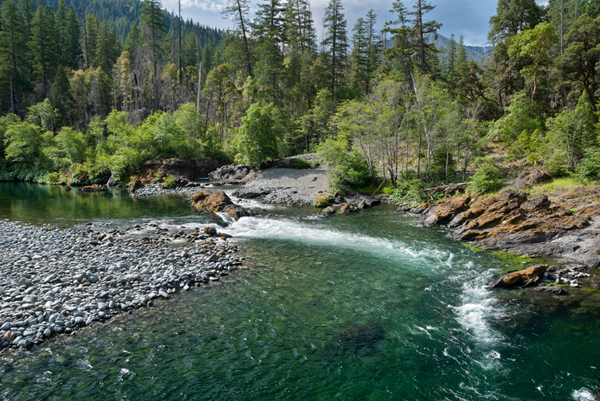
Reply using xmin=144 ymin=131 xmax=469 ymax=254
xmin=0 ymin=182 xmax=598 ymax=400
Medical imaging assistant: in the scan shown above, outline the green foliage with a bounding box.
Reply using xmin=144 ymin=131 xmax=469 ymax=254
xmin=315 ymin=193 xmax=332 ymax=207
xmin=291 ymin=158 xmax=311 ymax=169
xmin=234 ymin=103 xmax=280 ymax=168
xmin=161 ymin=175 xmax=177 ymax=188
xmin=26 ymin=99 xmax=60 ymax=132
xmin=389 ymin=179 xmax=427 ymax=205
xmin=316 ymin=138 xmax=370 ymax=191
xmin=488 ymin=92 xmax=543 ymax=142
xmin=467 ymin=159 xmax=504 ymax=194
xmin=546 ymin=93 xmax=597 ymax=171
xmin=577 ymin=149 xmax=600 ymax=179
xmin=3 ymin=122 xmax=42 ymax=167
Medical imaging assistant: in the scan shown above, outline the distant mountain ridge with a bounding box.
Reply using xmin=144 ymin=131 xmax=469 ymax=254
xmin=424 ymin=32 xmax=493 ymax=64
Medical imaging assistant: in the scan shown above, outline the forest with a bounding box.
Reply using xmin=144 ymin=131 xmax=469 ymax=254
xmin=0 ymin=0 xmax=599 ymax=199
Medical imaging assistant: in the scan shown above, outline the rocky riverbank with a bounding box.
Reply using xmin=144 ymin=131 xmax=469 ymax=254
xmin=409 ymin=189 xmax=600 ymax=269
xmin=0 ymin=219 xmax=244 ymax=351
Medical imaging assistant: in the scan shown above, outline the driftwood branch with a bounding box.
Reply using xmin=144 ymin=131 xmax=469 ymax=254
xmin=422 ymin=182 xmax=471 ymax=195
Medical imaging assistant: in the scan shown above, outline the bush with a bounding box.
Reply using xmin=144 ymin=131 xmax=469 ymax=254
xmin=235 ymin=102 xmax=279 ymax=168
xmin=315 ymin=194 xmax=332 ymax=207
xmin=291 ymin=158 xmax=311 ymax=169
xmin=467 ymin=161 xmax=504 ymax=194
xmin=45 ymin=172 xmax=60 ymax=184
xmin=389 ymin=179 xmax=427 ymax=204
xmin=161 ymin=175 xmax=177 ymax=189
xmin=317 ymin=139 xmax=370 ymax=192
xmin=577 ymin=149 xmax=600 ymax=179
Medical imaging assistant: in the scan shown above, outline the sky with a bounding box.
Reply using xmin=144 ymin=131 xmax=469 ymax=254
xmin=162 ymin=0 xmax=548 ymax=47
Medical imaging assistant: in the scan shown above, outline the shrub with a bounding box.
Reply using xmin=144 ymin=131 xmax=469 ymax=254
xmin=389 ymin=179 xmax=427 ymax=204
xmin=316 ymin=139 xmax=370 ymax=192
xmin=291 ymin=158 xmax=310 ymax=169
xmin=162 ymin=175 xmax=177 ymax=189
xmin=315 ymin=194 xmax=332 ymax=207
xmin=467 ymin=160 xmax=504 ymax=194
xmin=577 ymin=149 xmax=600 ymax=179
xmin=45 ymin=172 xmax=60 ymax=184
xmin=235 ymin=102 xmax=279 ymax=168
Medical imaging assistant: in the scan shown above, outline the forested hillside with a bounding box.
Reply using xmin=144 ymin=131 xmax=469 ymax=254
xmin=0 ymin=0 xmax=599 ymax=197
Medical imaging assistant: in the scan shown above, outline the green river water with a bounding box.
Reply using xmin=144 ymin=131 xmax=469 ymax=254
xmin=0 ymin=182 xmax=599 ymax=400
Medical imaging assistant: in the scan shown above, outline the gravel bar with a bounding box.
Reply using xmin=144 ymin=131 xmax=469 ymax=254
xmin=0 ymin=219 xmax=243 ymax=351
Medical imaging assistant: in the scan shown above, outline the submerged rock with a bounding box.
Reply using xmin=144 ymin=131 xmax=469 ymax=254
xmin=491 ymin=264 xmax=548 ymax=288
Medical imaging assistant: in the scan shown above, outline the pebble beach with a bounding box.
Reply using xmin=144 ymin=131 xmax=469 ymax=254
xmin=0 ymin=218 xmax=242 ymax=351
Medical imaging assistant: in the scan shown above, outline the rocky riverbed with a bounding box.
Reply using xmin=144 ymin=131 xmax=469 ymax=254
xmin=0 ymin=219 xmax=243 ymax=351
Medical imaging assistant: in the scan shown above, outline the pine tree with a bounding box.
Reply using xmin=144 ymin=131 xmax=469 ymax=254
xmin=123 ymin=25 xmax=141 ymax=61
xmin=182 ymin=31 xmax=198 ymax=68
xmin=55 ymin=0 xmax=68 ymax=58
xmin=141 ymin=0 xmax=167 ymax=111
xmin=322 ymin=0 xmax=348 ymax=96
xmin=456 ymin=35 xmax=467 ymax=66
xmin=30 ymin=5 xmax=60 ymax=95
xmin=488 ymin=0 xmax=544 ymax=42
xmin=384 ymin=0 xmax=417 ymax=81
xmin=94 ymin=20 xmax=121 ymax=71
xmin=409 ymin=0 xmax=442 ymax=74
xmin=350 ymin=18 xmax=369 ymax=92
xmin=49 ymin=65 xmax=74 ymax=126
xmin=223 ymin=0 xmax=253 ymax=76
xmin=446 ymin=33 xmax=457 ymax=73
xmin=63 ymin=7 xmax=81 ymax=69
xmin=284 ymin=0 xmax=316 ymax=56
xmin=82 ymin=13 xmax=100 ymax=70
xmin=17 ymin=0 xmax=35 ymax=33
xmin=0 ymin=0 xmax=31 ymax=114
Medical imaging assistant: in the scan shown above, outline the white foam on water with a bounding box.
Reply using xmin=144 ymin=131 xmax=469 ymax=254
xmin=220 ymin=216 xmax=450 ymax=265
xmin=453 ymin=265 xmax=503 ymax=346
xmin=572 ymin=388 xmax=597 ymax=401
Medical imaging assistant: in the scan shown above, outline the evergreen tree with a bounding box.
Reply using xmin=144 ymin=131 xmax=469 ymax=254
xmin=284 ymin=0 xmax=316 ymax=56
xmin=63 ymin=7 xmax=82 ymax=69
xmin=49 ymin=65 xmax=73 ymax=126
xmin=17 ymin=0 xmax=35 ymax=33
xmin=488 ymin=0 xmax=545 ymax=43
xmin=123 ymin=25 xmax=141 ymax=61
xmin=350 ymin=18 xmax=369 ymax=92
xmin=182 ymin=31 xmax=198 ymax=68
xmin=55 ymin=0 xmax=68 ymax=55
xmin=384 ymin=0 xmax=417 ymax=82
xmin=446 ymin=33 xmax=457 ymax=73
xmin=322 ymin=0 xmax=348 ymax=96
xmin=141 ymin=0 xmax=167 ymax=111
xmin=94 ymin=20 xmax=121 ymax=71
xmin=409 ymin=0 xmax=442 ymax=74
xmin=201 ymin=41 xmax=215 ymax=84
xmin=0 ymin=0 xmax=31 ymax=114
xmin=30 ymin=5 xmax=60 ymax=95
xmin=82 ymin=13 xmax=100 ymax=70
xmin=223 ymin=0 xmax=253 ymax=76
xmin=456 ymin=35 xmax=467 ymax=66
xmin=253 ymin=0 xmax=286 ymax=104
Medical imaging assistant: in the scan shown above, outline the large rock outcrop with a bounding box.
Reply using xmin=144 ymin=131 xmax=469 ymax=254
xmin=208 ymin=165 xmax=253 ymax=183
xmin=424 ymin=190 xmax=599 ymax=268
xmin=191 ymin=190 xmax=251 ymax=220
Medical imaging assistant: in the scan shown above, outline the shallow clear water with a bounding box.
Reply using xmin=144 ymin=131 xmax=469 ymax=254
xmin=0 ymin=183 xmax=599 ymax=400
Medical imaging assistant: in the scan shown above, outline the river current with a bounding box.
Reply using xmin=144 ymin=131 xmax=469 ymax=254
xmin=0 ymin=183 xmax=598 ymax=400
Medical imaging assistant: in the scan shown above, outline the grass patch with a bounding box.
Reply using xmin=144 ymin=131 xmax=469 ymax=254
xmin=534 ymin=177 xmax=593 ymax=194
